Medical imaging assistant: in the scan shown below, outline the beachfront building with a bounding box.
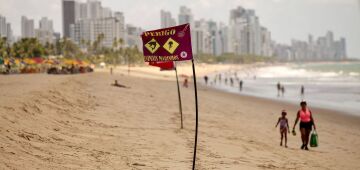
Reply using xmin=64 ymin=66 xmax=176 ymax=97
xmin=21 ymin=16 xmax=35 ymax=38
xmin=160 ymin=10 xmax=176 ymax=28
xmin=0 ymin=15 xmax=13 ymax=43
xmin=178 ymin=6 xmax=194 ymax=26
xmin=218 ymin=23 xmax=232 ymax=54
xmin=125 ymin=24 xmax=143 ymax=51
xmin=70 ymin=16 xmax=125 ymax=48
xmin=62 ymin=0 xmax=76 ymax=38
xmin=260 ymin=27 xmax=273 ymax=57
xmin=0 ymin=15 xmax=7 ymax=38
xmin=289 ymin=31 xmax=347 ymax=61
xmin=35 ymin=17 xmax=55 ymax=45
xmin=229 ymin=6 xmax=262 ymax=56
xmin=68 ymin=0 xmax=126 ymax=48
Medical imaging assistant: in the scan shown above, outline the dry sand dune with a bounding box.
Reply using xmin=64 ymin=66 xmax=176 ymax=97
xmin=0 ymin=67 xmax=359 ymax=169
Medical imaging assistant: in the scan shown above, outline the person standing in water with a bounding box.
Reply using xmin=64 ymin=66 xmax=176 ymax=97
xmin=275 ymin=110 xmax=290 ymax=147
xmin=301 ymin=85 xmax=305 ymax=98
xmin=277 ymin=82 xmax=281 ymax=97
xmin=281 ymin=86 xmax=285 ymax=97
xmin=292 ymin=101 xmax=317 ymax=150
xmin=239 ymin=80 xmax=243 ymax=91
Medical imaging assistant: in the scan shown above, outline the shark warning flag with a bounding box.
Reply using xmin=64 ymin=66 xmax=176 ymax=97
xmin=141 ymin=24 xmax=193 ymax=62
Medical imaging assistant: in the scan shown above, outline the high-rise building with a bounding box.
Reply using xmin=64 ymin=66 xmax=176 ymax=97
xmin=87 ymin=0 xmax=102 ymax=19
xmin=62 ymin=0 xmax=76 ymax=38
xmin=260 ymin=27 xmax=272 ymax=57
xmin=125 ymin=24 xmax=143 ymax=51
xmin=36 ymin=17 xmax=54 ymax=44
xmin=0 ymin=15 xmax=7 ymax=38
xmin=178 ymin=6 xmax=193 ymax=26
xmin=114 ymin=12 xmax=125 ymax=42
xmin=21 ymin=16 xmax=35 ymax=38
xmin=6 ymin=23 xmax=13 ymax=42
xmin=229 ymin=6 xmax=262 ymax=56
xmin=160 ymin=10 xmax=176 ymax=28
xmin=70 ymin=16 xmax=125 ymax=48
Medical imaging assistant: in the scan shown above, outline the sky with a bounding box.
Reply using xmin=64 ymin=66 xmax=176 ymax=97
xmin=0 ymin=0 xmax=359 ymax=58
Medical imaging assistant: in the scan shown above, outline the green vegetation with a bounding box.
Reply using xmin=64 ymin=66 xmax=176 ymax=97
xmin=1 ymin=35 xmax=274 ymax=65
xmin=0 ymin=35 xmax=143 ymax=66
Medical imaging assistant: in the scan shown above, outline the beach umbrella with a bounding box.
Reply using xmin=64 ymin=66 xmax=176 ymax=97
xmin=32 ymin=57 xmax=44 ymax=64
xmin=23 ymin=58 xmax=36 ymax=65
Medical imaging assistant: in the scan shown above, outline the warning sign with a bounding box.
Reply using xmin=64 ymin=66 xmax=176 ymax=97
xmin=163 ymin=38 xmax=179 ymax=54
xmin=141 ymin=24 xmax=193 ymax=62
xmin=145 ymin=38 xmax=160 ymax=54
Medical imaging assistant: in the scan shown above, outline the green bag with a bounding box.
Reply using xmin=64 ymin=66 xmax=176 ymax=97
xmin=310 ymin=130 xmax=318 ymax=147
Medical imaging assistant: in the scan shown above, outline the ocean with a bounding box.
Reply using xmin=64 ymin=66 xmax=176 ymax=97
xmin=207 ymin=62 xmax=360 ymax=116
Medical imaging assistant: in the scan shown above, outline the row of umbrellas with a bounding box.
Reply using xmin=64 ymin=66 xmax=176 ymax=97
xmin=0 ymin=57 xmax=90 ymax=67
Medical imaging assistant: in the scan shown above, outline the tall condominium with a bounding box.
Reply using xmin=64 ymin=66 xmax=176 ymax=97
xmin=178 ymin=6 xmax=193 ymax=26
xmin=160 ymin=10 xmax=176 ymax=28
xmin=229 ymin=6 xmax=262 ymax=56
xmin=62 ymin=0 xmax=76 ymax=38
xmin=0 ymin=15 xmax=14 ymax=42
xmin=0 ymin=15 xmax=7 ymax=38
xmin=21 ymin=16 xmax=35 ymax=38
xmin=36 ymin=17 xmax=55 ymax=44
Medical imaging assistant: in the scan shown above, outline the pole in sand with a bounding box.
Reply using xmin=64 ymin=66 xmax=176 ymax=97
xmin=174 ymin=62 xmax=184 ymax=129
xmin=191 ymin=59 xmax=199 ymax=170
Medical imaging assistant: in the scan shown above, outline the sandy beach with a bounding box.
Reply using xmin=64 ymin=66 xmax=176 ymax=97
xmin=1 ymin=65 xmax=359 ymax=170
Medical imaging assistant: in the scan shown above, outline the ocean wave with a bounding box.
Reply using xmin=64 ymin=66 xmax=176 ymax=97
xmin=254 ymin=66 xmax=341 ymax=78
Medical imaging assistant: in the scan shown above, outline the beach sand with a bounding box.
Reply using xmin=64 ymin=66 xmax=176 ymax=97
xmin=0 ymin=65 xmax=359 ymax=169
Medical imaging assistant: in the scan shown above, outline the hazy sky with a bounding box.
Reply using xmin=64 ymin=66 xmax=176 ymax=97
xmin=1 ymin=0 xmax=359 ymax=58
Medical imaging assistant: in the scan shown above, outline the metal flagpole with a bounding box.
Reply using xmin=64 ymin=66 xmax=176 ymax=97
xmin=174 ymin=62 xmax=183 ymax=129
xmin=191 ymin=59 xmax=199 ymax=170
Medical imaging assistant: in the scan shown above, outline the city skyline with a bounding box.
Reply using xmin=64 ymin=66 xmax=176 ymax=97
xmin=0 ymin=0 xmax=359 ymax=58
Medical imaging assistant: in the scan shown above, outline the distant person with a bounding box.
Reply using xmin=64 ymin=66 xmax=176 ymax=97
xmin=5 ymin=63 xmax=11 ymax=74
xmin=292 ymin=101 xmax=317 ymax=150
xmin=230 ymin=78 xmax=234 ymax=87
xmin=110 ymin=67 xmax=113 ymax=75
xmin=275 ymin=110 xmax=290 ymax=147
xmin=204 ymin=76 xmax=209 ymax=85
xmin=301 ymin=85 xmax=305 ymax=98
xmin=225 ymin=78 xmax=228 ymax=85
xmin=112 ymin=80 xmax=128 ymax=88
xmin=219 ymin=74 xmax=222 ymax=82
xmin=281 ymin=86 xmax=285 ymax=97
xmin=277 ymin=82 xmax=281 ymax=97
xmin=239 ymin=80 xmax=243 ymax=91
xmin=183 ymin=78 xmax=189 ymax=88
xmin=253 ymin=75 xmax=257 ymax=80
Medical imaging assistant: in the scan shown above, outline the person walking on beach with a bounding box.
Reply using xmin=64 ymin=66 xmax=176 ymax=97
xmin=204 ymin=75 xmax=209 ymax=85
xmin=230 ymin=78 xmax=234 ymax=87
xmin=110 ymin=67 xmax=113 ymax=75
xmin=292 ymin=101 xmax=317 ymax=150
xmin=277 ymin=82 xmax=281 ymax=97
xmin=183 ymin=78 xmax=188 ymax=88
xmin=239 ymin=80 xmax=243 ymax=91
xmin=275 ymin=110 xmax=290 ymax=147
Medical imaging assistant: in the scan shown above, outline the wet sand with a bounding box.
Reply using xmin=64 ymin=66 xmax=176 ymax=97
xmin=0 ymin=65 xmax=359 ymax=169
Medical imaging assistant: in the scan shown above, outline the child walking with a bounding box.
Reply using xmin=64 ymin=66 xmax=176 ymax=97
xmin=275 ymin=110 xmax=290 ymax=147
